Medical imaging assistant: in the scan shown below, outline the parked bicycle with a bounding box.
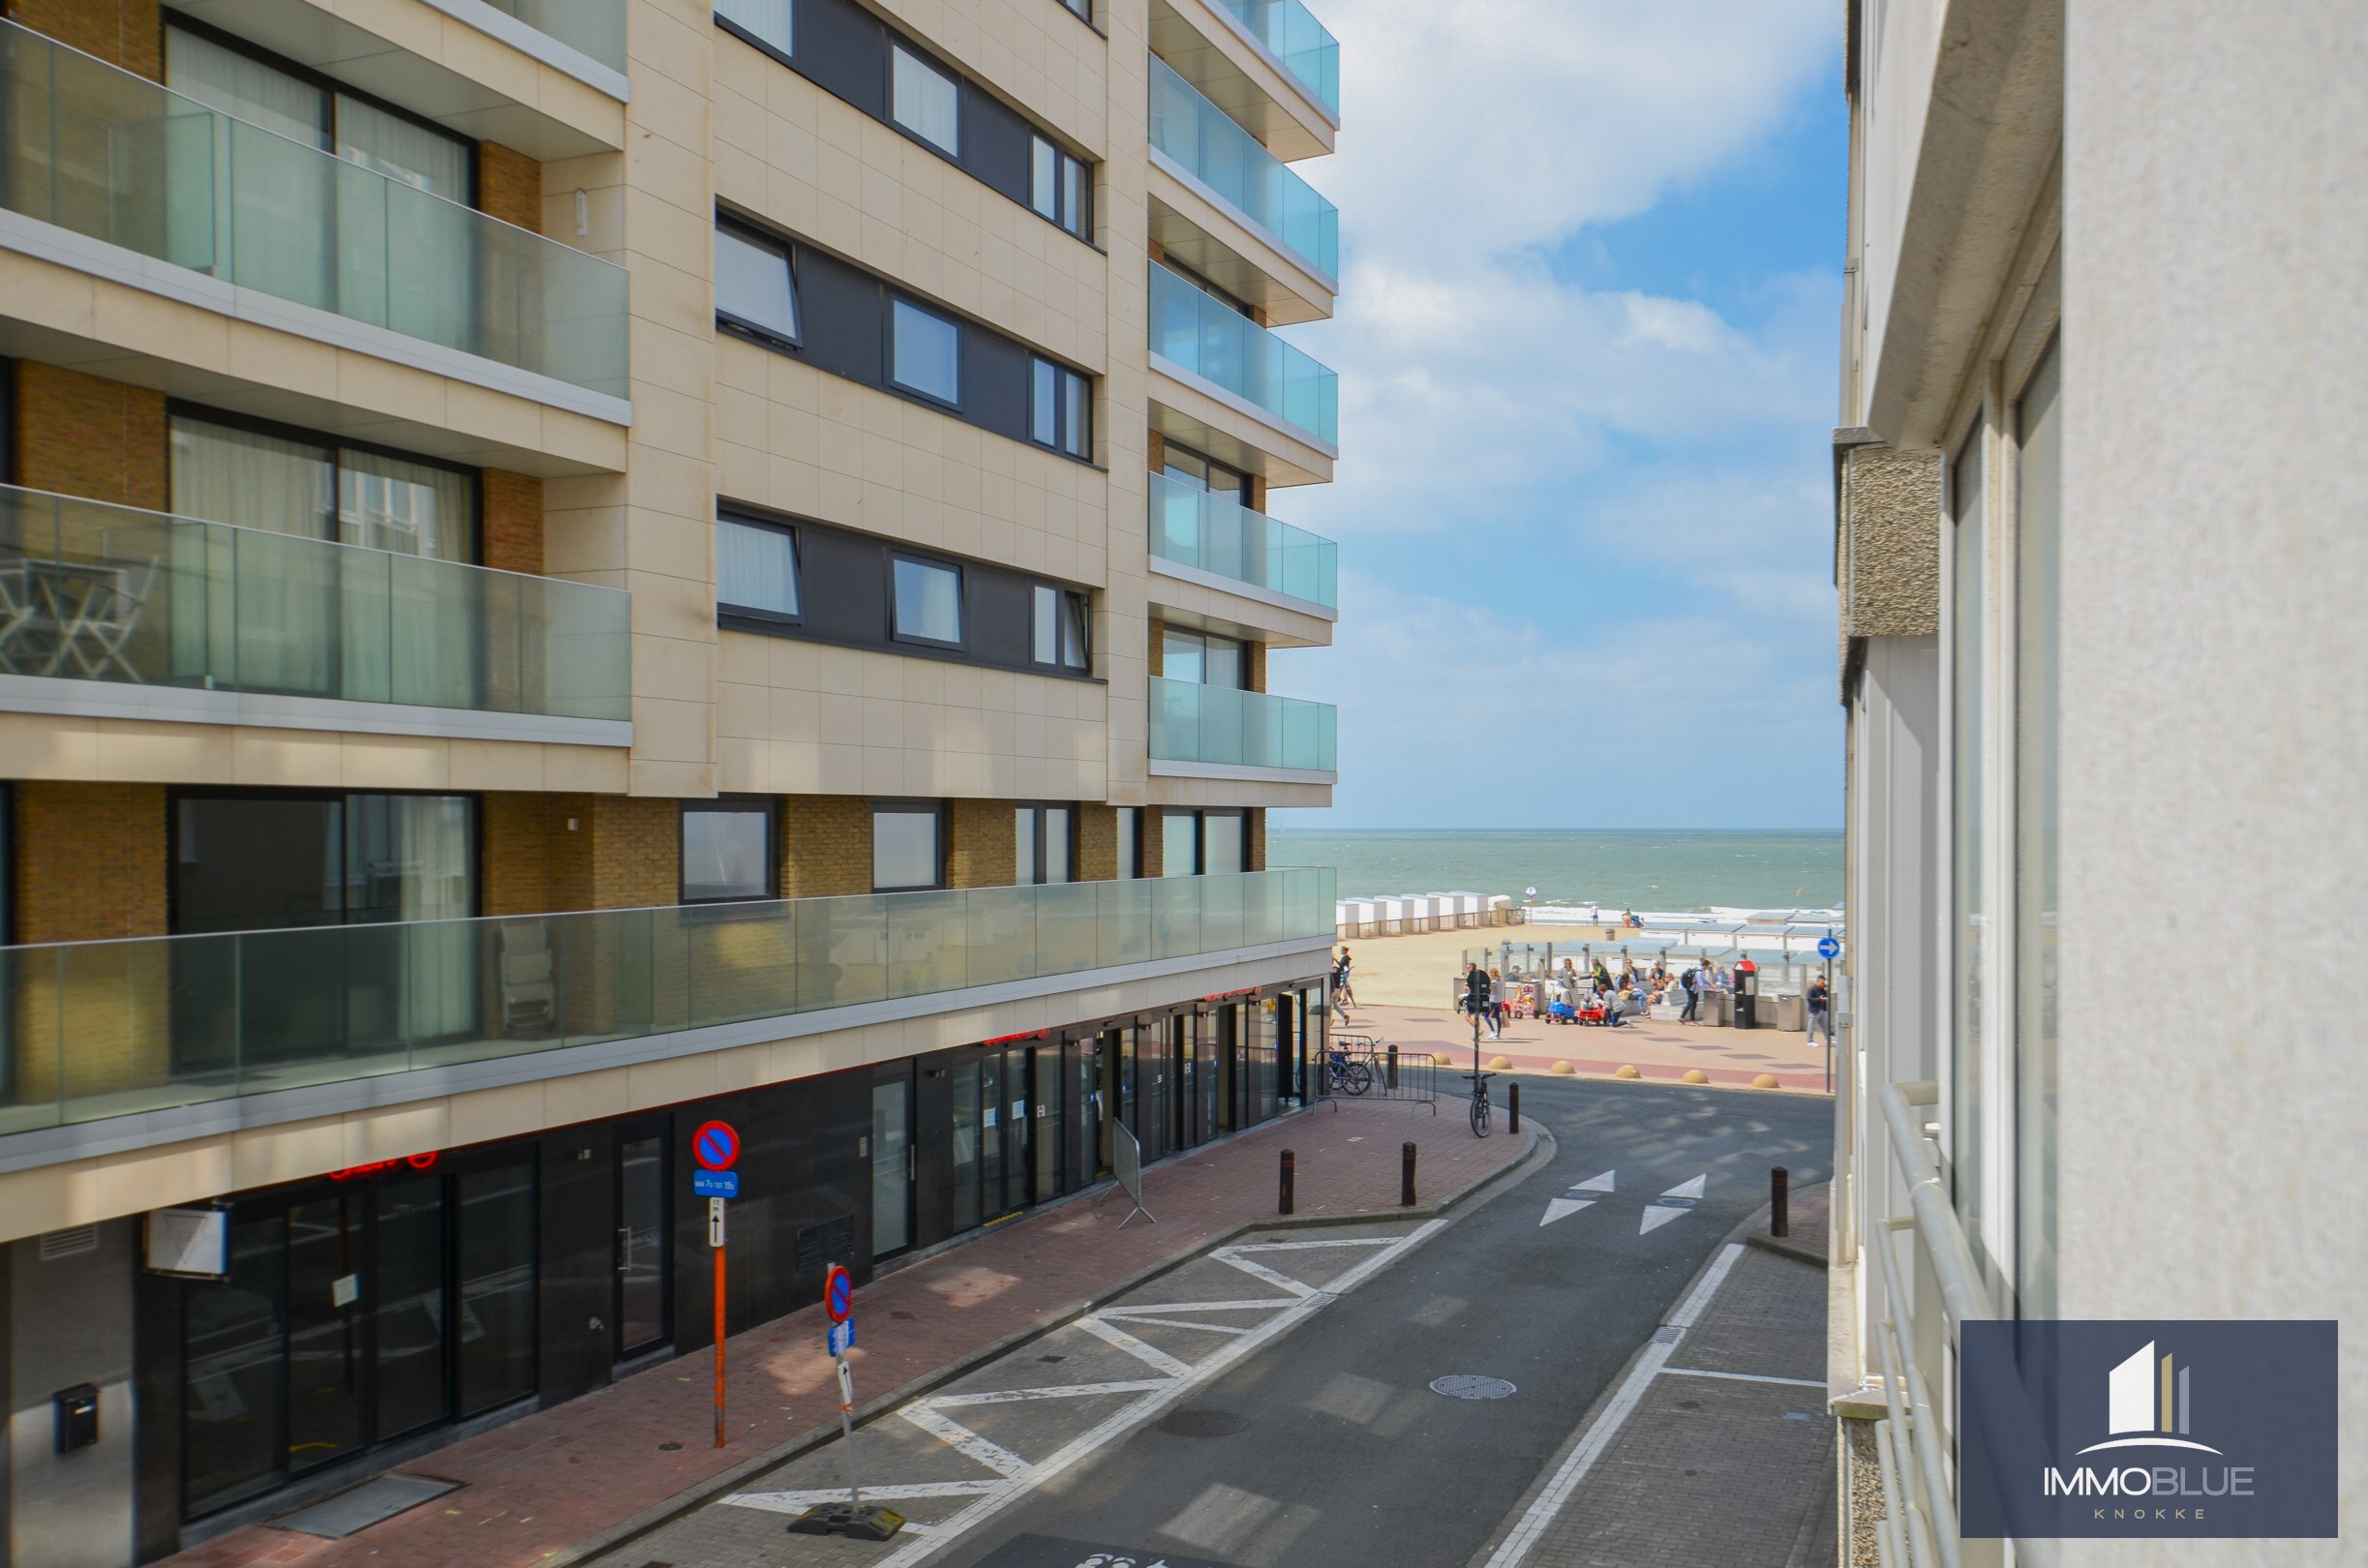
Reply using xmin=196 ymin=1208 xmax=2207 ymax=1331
xmin=1325 ymin=1047 xmax=1373 ymax=1097
xmin=1466 ymin=1069 xmax=1494 ymax=1136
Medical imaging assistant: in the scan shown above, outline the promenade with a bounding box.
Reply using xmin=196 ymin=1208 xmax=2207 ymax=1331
xmin=1346 ymin=1002 xmax=1834 ymax=1094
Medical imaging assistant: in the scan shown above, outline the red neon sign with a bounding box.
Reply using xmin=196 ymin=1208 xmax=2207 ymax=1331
xmin=328 ymin=1151 xmax=440 ymax=1182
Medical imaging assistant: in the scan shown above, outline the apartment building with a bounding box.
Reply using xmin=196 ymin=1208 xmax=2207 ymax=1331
xmin=1830 ymin=1 xmax=2362 ymax=1562
xmin=0 ymin=0 xmax=1346 ymax=1556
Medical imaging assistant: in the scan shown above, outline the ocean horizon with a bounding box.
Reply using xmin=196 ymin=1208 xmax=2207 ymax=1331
xmin=1266 ymin=828 xmax=1843 ymax=914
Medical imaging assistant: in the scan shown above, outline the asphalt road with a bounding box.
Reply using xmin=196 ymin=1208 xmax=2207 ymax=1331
xmin=934 ymin=1076 xmax=1833 ymax=1568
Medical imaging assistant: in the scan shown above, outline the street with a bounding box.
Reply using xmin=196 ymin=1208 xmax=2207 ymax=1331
xmin=606 ymin=1076 xmax=1831 ymax=1568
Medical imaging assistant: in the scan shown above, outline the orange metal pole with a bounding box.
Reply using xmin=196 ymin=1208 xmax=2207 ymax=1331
xmin=713 ymin=1244 xmax=727 ymax=1448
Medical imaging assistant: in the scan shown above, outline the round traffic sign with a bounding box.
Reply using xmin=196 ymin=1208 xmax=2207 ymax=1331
xmin=692 ymin=1120 xmax=740 ymax=1171
xmin=1817 ymin=935 xmax=1841 ymax=960
xmin=824 ymin=1263 xmax=854 ymax=1323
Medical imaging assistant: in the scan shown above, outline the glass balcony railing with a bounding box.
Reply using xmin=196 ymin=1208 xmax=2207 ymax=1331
xmin=0 ymin=484 xmax=631 ymax=722
xmin=1149 ymin=55 xmax=1337 ymax=278
xmin=0 ymin=868 xmax=1336 ymax=1134
xmin=1206 ymin=0 xmax=1339 ymax=116
xmin=1149 ymin=471 xmax=1337 ymax=609
xmin=0 ymin=20 xmax=629 ymax=398
xmin=1150 ymin=261 xmax=1338 ymax=445
xmin=1151 ymin=676 xmax=1336 ymax=772
xmin=479 ymin=0 xmax=626 ymax=75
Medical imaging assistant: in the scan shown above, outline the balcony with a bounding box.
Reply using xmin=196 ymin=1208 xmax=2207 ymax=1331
xmin=0 ymin=20 xmax=629 ymax=400
xmin=1149 ymin=471 xmax=1336 ymax=611
xmin=1150 ymin=54 xmax=1337 ymax=281
xmin=480 ymin=0 xmax=626 ymax=75
xmin=1150 ymin=260 xmax=1337 ymax=447
xmin=1207 ymin=0 xmax=1338 ymax=116
xmin=1150 ymin=676 xmax=1336 ymax=775
xmin=0 ymin=868 xmax=1336 ymax=1137
xmin=0 ymin=484 xmax=630 ymax=730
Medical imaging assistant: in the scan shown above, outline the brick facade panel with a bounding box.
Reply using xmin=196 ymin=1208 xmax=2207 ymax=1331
xmin=14 ymin=363 xmax=167 ymax=509
xmin=11 ymin=0 xmax=161 ymax=77
xmin=481 ymin=468 xmax=545 ymax=575
xmin=947 ymin=799 xmax=1016 ymax=889
xmin=476 ymin=142 xmax=543 ymax=233
xmin=779 ymin=796 xmax=872 ymax=897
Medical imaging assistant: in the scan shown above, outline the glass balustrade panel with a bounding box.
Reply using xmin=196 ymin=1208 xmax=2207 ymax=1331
xmin=1147 ymin=264 xmax=1336 ymax=444
xmin=1206 ymin=0 xmax=1339 ymax=114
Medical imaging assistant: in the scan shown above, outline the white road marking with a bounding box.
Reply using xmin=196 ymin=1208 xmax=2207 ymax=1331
xmin=1207 ymin=1250 xmax=1321 ymax=1298
xmin=924 ymin=1379 xmax=1170 ymax=1408
xmin=1076 ymin=1317 xmax=1198 ymax=1377
xmin=1230 ymin=1236 xmax=1399 ymax=1252
xmin=1572 ymin=1170 xmax=1617 ymax=1192
xmin=1659 ymin=1173 xmax=1708 ymax=1200
xmin=1638 ymin=1204 xmax=1688 ymax=1235
xmin=1091 ymin=1297 xmax=1294 ymax=1314
xmin=1098 ymin=1313 xmax=1252 ymax=1335
xmin=896 ymin=1404 xmax=1032 ymax=1479
xmin=869 ymin=1219 xmax=1450 ymax=1568
xmin=1479 ymin=1244 xmax=1747 ymax=1568
xmin=1661 ymin=1367 xmax=1825 ymax=1389
xmin=724 ymin=1481 xmax=1006 ymax=1513
xmin=1538 ymin=1197 xmax=1595 ymax=1226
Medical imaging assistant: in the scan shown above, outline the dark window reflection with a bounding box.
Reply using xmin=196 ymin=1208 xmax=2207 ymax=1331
xmin=457 ymin=1161 xmax=536 ymax=1416
xmin=183 ymin=1216 xmax=286 ymax=1515
xmin=373 ymin=1175 xmax=448 ymax=1439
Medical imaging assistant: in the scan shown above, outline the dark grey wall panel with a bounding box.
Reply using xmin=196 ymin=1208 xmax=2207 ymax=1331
xmin=536 ymin=1133 xmax=615 ymax=1406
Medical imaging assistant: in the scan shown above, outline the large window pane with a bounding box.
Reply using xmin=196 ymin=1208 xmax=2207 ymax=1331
xmin=874 ymin=807 xmax=941 ymax=890
xmin=373 ymin=1174 xmax=449 ymax=1439
xmin=892 ymin=300 xmax=960 ymax=403
xmin=683 ymin=803 xmax=774 ymax=902
xmin=1203 ymin=812 xmax=1244 ymax=874
xmin=1031 ymin=137 xmax=1058 ymax=221
xmin=715 ymin=226 xmax=800 ymax=342
xmin=1162 ymin=628 xmax=1205 ymax=685
xmin=1031 ymin=358 xmax=1057 ymax=446
xmin=872 ymin=1080 xmax=911 ymax=1255
xmin=1044 ymin=807 xmax=1072 ymax=884
xmin=892 ymin=558 xmax=962 ymax=644
xmin=174 ymin=796 xmax=344 ymax=933
xmin=334 ymin=94 xmax=470 ymax=199
xmin=1162 ymin=811 xmax=1198 ymax=877
xmin=891 ymin=45 xmax=960 ymax=155
xmin=170 ymin=414 xmax=336 ymax=540
xmin=950 ymin=1060 xmax=982 ymax=1229
xmin=618 ymin=1135 xmax=668 ymax=1352
xmin=183 ymin=1216 xmax=286 ymax=1515
xmin=2014 ymin=339 xmax=2061 ymax=1319
xmin=717 ymin=518 xmax=800 ymax=617
xmin=1950 ymin=422 xmax=1990 ymax=1277
xmin=167 ymin=25 xmax=326 ymax=147
xmin=1015 ymin=806 xmax=1038 ymax=885
xmin=338 ymin=447 xmax=476 ymax=561
xmin=1115 ymin=806 xmax=1138 ymax=880
xmin=456 ymin=1160 xmax=536 ymax=1416
xmin=342 ymin=794 xmax=474 ymax=922
xmin=1061 ymin=591 xmax=1089 ymax=669
xmin=1032 ymin=584 xmax=1059 ymax=665
xmin=715 ymin=0 xmax=793 ymax=52
xmin=285 ymin=1194 xmax=365 ymax=1473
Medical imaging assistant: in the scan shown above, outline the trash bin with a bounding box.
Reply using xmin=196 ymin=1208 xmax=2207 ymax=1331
xmin=1775 ymin=991 xmax=1806 ymax=1032
xmin=1734 ymin=966 xmax=1759 ymax=1030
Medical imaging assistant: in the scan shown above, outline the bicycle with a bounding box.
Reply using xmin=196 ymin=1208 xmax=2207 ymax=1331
xmin=1464 ymin=1002 xmax=1493 ymax=1136
xmin=1325 ymin=1048 xmax=1373 ymax=1097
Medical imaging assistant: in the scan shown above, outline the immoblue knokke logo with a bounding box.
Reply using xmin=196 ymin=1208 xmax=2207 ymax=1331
xmin=1959 ymin=1320 xmax=2336 ymax=1540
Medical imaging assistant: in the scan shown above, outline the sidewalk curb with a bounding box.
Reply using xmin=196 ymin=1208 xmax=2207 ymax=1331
xmin=559 ymin=1121 xmax=1550 ymax=1567
xmin=1738 ymin=1179 xmax=1833 ymax=1267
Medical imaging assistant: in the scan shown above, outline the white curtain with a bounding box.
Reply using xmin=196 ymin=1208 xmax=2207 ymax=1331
xmin=339 ymin=449 xmax=478 ymax=707
xmin=351 ymin=795 xmax=478 ymax=1043
xmin=169 ymin=415 xmax=336 ymax=695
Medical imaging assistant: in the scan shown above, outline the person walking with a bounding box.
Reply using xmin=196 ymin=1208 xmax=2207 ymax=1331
xmin=1807 ymin=973 xmax=1832 ymax=1049
xmin=1332 ymin=946 xmax=1356 ymax=1009
xmin=1680 ymin=964 xmax=1701 ymax=1024
xmin=1487 ymin=967 xmax=1507 ymax=1040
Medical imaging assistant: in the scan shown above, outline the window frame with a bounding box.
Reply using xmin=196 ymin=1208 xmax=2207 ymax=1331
xmin=713 ymin=219 xmax=803 ymax=350
xmin=167 ymin=401 xmax=483 ymax=563
xmin=889 ymin=297 xmax=963 ymax=408
xmin=1114 ymin=805 xmax=1140 ymax=880
xmin=714 ymin=510 xmax=803 ymax=625
xmin=1014 ymin=803 xmax=1078 ymax=886
xmin=1029 ymin=583 xmax=1090 ymax=671
xmin=712 ymin=0 xmax=793 ymax=63
xmin=871 ymin=799 xmax=948 ymax=892
xmin=679 ymin=798 xmax=779 ymax=905
xmin=1029 ymin=356 xmax=1091 ymax=459
xmin=165 ymin=787 xmax=482 ymax=933
xmin=889 ymin=553 xmax=965 ymax=649
xmin=889 ymin=42 xmax=961 ymax=157
xmin=1029 ymin=136 xmax=1090 ymax=237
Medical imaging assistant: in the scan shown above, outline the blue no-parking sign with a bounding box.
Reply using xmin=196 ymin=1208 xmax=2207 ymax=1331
xmin=1817 ymin=935 xmax=1840 ymax=960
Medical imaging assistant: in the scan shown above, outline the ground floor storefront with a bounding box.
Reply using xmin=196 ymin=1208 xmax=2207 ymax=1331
xmin=0 ymin=980 xmax=1325 ymax=1566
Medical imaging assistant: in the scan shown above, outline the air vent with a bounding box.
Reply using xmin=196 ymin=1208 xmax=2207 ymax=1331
xmin=39 ymin=1225 xmax=99 ymax=1262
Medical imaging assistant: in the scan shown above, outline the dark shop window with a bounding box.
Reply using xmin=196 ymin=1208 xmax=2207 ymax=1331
xmin=682 ymin=799 xmax=777 ymax=903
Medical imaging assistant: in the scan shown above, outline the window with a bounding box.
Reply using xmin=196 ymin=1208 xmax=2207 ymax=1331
xmin=1030 ymin=357 xmax=1090 ymax=457
xmin=2013 ymin=336 xmax=2062 ymax=1318
xmin=1161 ymin=810 xmax=1199 ymax=877
xmin=171 ymin=410 xmax=478 ymax=562
xmin=716 ymin=516 xmax=800 ymax=618
xmin=1163 ymin=444 xmax=1250 ymax=503
xmin=873 ymin=803 xmax=944 ymax=890
xmin=715 ymin=224 xmax=800 ymax=344
xmin=893 ymin=557 xmax=963 ymax=646
xmin=1161 ymin=627 xmax=1246 ymax=688
xmin=892 ymin=299 xmax=961 ymax=405
xmin=1015 ymin=805 xmax=1075 ymax=885
xmin=891 ymin=45 xmax=960 ymax=155
xmin=1030 ymin=136 xmax=1088 ymax=236
xmin=171 ymin=792 xmax=476 ymax=934
xmin=1057 ymin=0 xmax=1091 ymax=20
xmin=714 ymin=0 xmax=792 ymax=53
xmin=1032 ymin=585 xmax=1090 ymax=669
xmin=1114 ymin=806 xmax=1139 ymax=879
xmin=1202 ymin=811 xmax=1245 ymax=874
xmin=1157 ymin=808 xmax=1245 ymax=878
xmin=681 ymin=800 xmax=775 ymax=902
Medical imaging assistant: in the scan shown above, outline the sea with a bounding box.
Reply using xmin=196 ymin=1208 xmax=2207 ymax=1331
xmin=1266 ymin=829 xmax=1844 ymax=915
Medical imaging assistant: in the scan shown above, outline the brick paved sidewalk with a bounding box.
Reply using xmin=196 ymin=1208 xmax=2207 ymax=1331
xmin=1353 ymin=1004 xmax=1834 ymax=1093
xmin=1476 ymin=1187 xmax=1837 ymax=1568
xmin=166 ymin=1101 xmax=1533 ymax=1568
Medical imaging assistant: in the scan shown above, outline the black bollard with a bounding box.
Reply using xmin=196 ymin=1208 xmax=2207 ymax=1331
xmin=1401 ymin=1141 xmax=1417 ymax=1208
xmin=1508 ymin=1080 xmax=1521 ymax=1135
xmin=1280 ymin=1150 xmax=1295 ymax=1216
xmin=1772 ymin=1165 xmax=1790 ymax=1238
xmin=1386 ymin=1043 xmax=1399 ymax=1090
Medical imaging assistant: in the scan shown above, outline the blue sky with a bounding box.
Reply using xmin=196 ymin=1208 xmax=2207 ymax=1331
xmin=1266 ymin=1 xmax=1846 ymax=830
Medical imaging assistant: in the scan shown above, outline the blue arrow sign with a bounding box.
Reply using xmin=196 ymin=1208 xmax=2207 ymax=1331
xmin=828 ymin=1319 xmax=856 ymax=1357
xmin=692 ymin=1169 xmax=740 ymax=1199
xmin=1817 ymin=935 xmax=1840 ymax=960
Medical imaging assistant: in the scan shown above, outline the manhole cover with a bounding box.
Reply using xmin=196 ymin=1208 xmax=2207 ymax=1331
xmin=1158 ymin=1408 xmax=1248 ymax=1437
xmin=1430 ymin=1375 xmax=1517 ymax=1401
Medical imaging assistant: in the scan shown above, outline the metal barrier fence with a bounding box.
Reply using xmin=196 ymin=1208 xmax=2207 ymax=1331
xmin=1319 ymin=1034 xmax=1438 ymax=1114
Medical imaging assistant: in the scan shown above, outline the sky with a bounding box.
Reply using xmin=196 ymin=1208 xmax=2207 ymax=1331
xmin=1262 ymin=0 xmax=1847 ymax=831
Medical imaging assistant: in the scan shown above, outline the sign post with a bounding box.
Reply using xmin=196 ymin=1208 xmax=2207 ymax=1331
xmin=787 ymin=1264 xmax=903 ymax=1542
xmin=1816 ymin=934 xmax=1841 ymax=1093
xmin=692 ymin=1120 xmax=739 ymax=1449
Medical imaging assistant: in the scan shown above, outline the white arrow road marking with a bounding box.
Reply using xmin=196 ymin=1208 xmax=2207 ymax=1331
xmin=1659 ymin=1173 xmax=1707 ymax=1201
xmin=1638 ymin=1205 xmax=1689 ymax=1235
xmin=1572 ymin=1170 xmax=1617 ymax=1193
xmin=1076 ymin=1317 xmax=1197 ymax=1377
xmin=1538 ymin=1197 xmax=1594 ymax=1227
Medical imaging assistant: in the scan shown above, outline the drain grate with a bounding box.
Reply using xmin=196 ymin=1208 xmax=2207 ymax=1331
xmin=1158 ymin=1408 xmax=1248 ymax=1437
xmin=1430 ymin=1375 xmax=1517 ymax=1401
